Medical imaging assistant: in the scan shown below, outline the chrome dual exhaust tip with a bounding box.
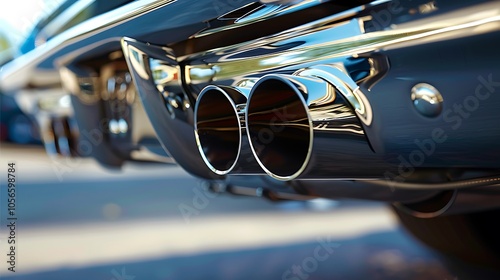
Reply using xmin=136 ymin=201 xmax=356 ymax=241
xmin=194 ymin=85 xmax=261 ymax=175
xmin=245 ymin=75 xmax=323 ymax=180
xmin=195 ymin=65 xmax=385 ymax=180
xmin=246 ymin=66 xmax=385 ymax=181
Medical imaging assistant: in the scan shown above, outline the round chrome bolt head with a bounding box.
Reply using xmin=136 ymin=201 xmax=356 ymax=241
xmin=411 ymin=83 xmax=443 ymax=117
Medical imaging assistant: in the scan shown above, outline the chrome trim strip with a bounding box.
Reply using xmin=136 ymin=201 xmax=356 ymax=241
xmin=36 ymin=0 xmax=96 ymax=45
xmin=187 ymin=2 xmax=500 ymax=84
xmin=194 ymin=0 xmax=327 ymax=38
xmin=183 ymin=2 xmax=500 ymax=123
xmin=296 ymin=64 xmax=373 ymax=126
xmin=122 ymin=37 xmax=222 ymax=179
xmin=0 ymin=0 xmax=176 ymax=91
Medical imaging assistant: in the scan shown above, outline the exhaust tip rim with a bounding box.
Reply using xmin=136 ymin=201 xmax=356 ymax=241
xmin=194 ymin=85 xmax=242 ymax=175
xmin=245 ymin=74 xmax=314 ymax=181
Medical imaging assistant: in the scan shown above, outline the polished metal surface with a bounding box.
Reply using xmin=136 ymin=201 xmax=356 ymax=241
xmin=123 ymin=37 xmax=221 ymax=179
xmin=245 ymin=73 xmax=389 ymax=180
xmin=186 ymin=2 xmax=500 ymax=85
xmin=246 ymin=74 xmax=328 ymax=180
xmin=195 ymin=0 xmax=328 ymax=38
xmin=2 ymin=0 xmax=499 ymax=175
xmin=186 ymin=18 xmax=365 ymax=82
xmin=0 ymin=0 xmax=499 ymax=210
xmin=296 ymin=64 xmax=373 ymax=126
xmin=194 ymin=85 xmax=262 ymax=175
xmin=410 ymin=83 xmax=443 ymax=118
xmin=120 ymin=0 xmax=500 ymax=183
xmin=195 ymin=85 xmax=243 ymax=174
xmin=34 ymin=0 xmax=96 ymax=47
xmin=4 ymin=0 xmax=496 ymax=206
xmin=0 ymin=0 xmax=177 ymax=92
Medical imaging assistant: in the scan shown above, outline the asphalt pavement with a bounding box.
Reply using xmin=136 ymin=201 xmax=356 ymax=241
xmin=0 ymin=143 xmax=497 ymax=279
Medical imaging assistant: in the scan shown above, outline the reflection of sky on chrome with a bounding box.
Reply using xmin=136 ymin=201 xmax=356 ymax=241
xmin=0 ymin=0 xmax=64 ymax=45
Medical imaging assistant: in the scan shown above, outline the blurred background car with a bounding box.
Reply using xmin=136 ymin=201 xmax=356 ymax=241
xmin=1 ymin=0 xmax=168 ymax=164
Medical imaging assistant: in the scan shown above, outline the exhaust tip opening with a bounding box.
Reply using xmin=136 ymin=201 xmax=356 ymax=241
xmin=195 ymin=86 xmax=241 ymax=175
xmin=246 ymin=76 xmax=312 ymax=180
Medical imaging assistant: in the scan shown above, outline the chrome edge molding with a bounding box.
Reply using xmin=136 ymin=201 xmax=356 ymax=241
xmin=0 ymin=0 xmax=176 ymax=92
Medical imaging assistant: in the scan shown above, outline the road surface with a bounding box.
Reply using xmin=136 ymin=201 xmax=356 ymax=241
xmin=0 ymin=144 xmax=497 ymax=279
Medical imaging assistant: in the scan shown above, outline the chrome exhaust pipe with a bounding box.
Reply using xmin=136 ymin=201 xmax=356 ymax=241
xmin=194 ymin=85 xmax=262 ymax=175
xmin=245 ymin=65 xmax=391 ymax=181
xmin=50 ymin=117 xmax=77 ymax=157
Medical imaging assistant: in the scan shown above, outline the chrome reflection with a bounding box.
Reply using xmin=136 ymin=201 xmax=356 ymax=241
xmin=195 ymin=0 xmax=327 ymax=38
xmin=195 ymin=86 xmax=241 ymax=174
xmin=126 ymin=45 xmax=150 ymax=80
xmin=245 ymin=65 xmax=389 ymax=181
xmin=195 ymin=85 xmax=262 ymax=175
xmin=122 ymin=1 xmax=500 ymax=181
xmin=410 ymin=83 xmax=443 ymax=118
xmin=150 ymin=60 xmax=179 ymax=92
xmin=186 ymin=18 xmax=365 ymax=82
xmin=122 ymin=38 xmax=221 ymax=179
xmin=296 ymin=64 xmax=373 ymax=126
xmin=187 ymin=2 xmax=500 ymax=86
xmin=245 ymin=75 xmax=322 ymax=180
xmin=245 ymin=72 xmax=384 ymax=181
xmin=0 ymin=0 xmax=176 ymax=92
